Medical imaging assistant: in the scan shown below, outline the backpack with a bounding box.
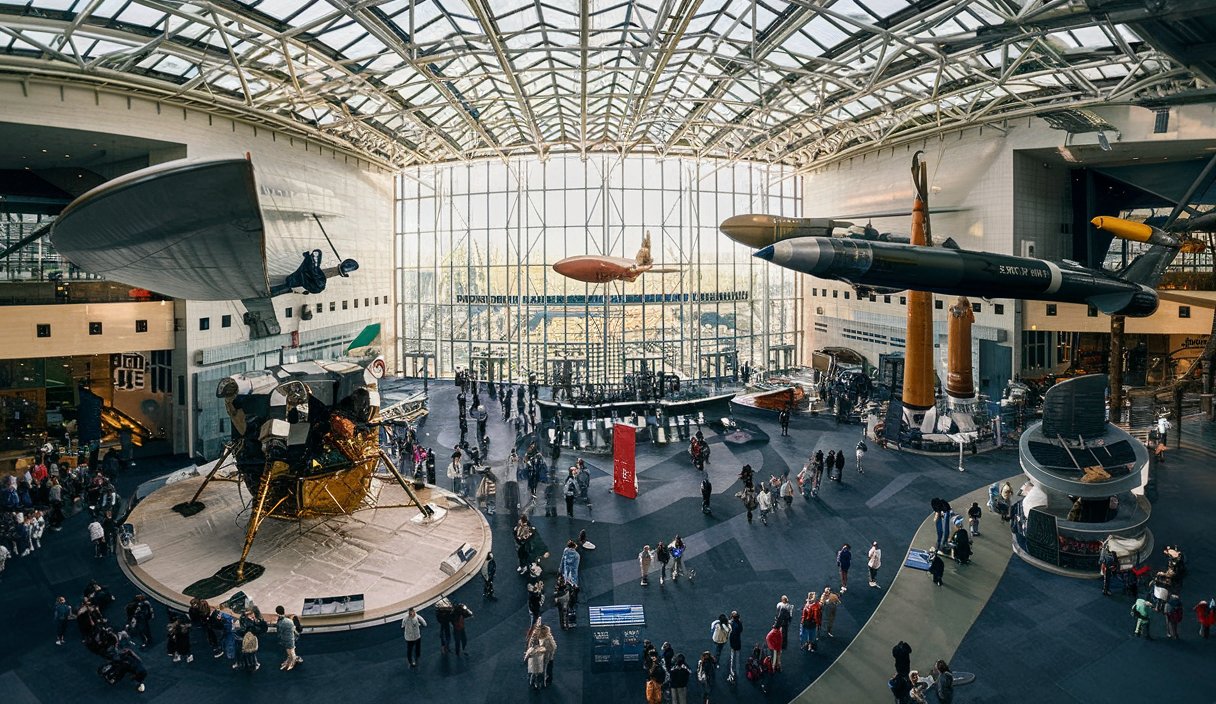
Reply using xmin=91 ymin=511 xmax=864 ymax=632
xmin=775 ymin=606 xmax=791 ymax=628
xmin=745 ymin=657 xmax=761 ymax=681
xmin=565 ymin=478 xmax=576 ymax=497
xmin=761 ymin=655 xmax=774 ymax=674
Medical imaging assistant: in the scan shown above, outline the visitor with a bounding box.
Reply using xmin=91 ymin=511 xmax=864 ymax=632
xmin=88 ymin=517 xmax=106 ymax=558
xmin=834 ymin=449 xmax=845 ymax=483
xmin=527 ymin=580 xmax=544 ymax=623
xmin=671 ymin=535 xmax=686 ymax=580
xmin=928 ymin=548 xmax=945 ymax=587
xmin=737 ymin=486 xmax=757 ymax=524
xmin=125 ymin=594 xmax=154 ymax=650
xmin=1132 ymin=596 xmax=1153 ymax=638
xmin=701 ymin=476 xmax=712 ymax=514
xmin=774 ymin=596 xmax=794 ymax=650
xmin=709 ymin=613 xmax=730 ymax=662
xmin=757 ymin=484 xmax=773 ymax=525
xmin=1165 ymin=594 xmax=1183 ymax=639
xmin=655 ymin=540 xmax=671 ymax=586
xmin=765 ymin=621 xmax=784 ymax=671
xmin=727 ymin=611 xmax=743 ymax=681
xmin=535 ymin=621 xmax=557 ymax=687
xmin=1099 ymin=549 xmax=1119 ymax=596
xmin=888 ymin=672 xmax=913 ymax=704
xmin=967 ymin=501 xmax=982 ymax=536
xmin=820 ymin=588 xmax=841 ymax=637
xmin=738 ymin=463 xmax=754 ymax=490
xmin=933 ymin=660 xmax=954 ymax=703
xmin=800 ymin=592 xmax=819 ymax=652
xmin=780 ymin=475 xmax=795 ymax=509
xmin=525 ymin=634 xmax=547 ymax=689
xmin=669 ymin=653 xmax=691 ymax=704
xmin=868 ymin=541 xmax=883 ymax=588
xmin=836 ymin=544 xmax=852 ymax=592
xmin=646 ymin=668 xmax=664 ymax=704
xmin=779 ymin=407 xmax=790 ymax=436
xmin=639 ymin=544 xmax=654 ymax=586
xmin=276 ymin=605 xmax=302 ymax=670
xmin=856 ymin=440 xmax=867 ymax=474
xmin=53 ymin=596 xmax=72 ymax=645
xmin=560 ymin=540 xmax=580 ymax=587
xmin=564 ymin=469 xmax=578 ymax=517
xmin=951 ymin=525 xmax=972 ymax=565
xmin=239 ymin=625 xmax=260 ymax=671
xmin=482 ymin=552 xmax=496 ymax=599
xmin=1195 ymin=598 xmax=1215 ymax=638
xmin=451 ymin=601 xmax=473 ymax=656
xmin=892 ymin=640 xmax=911 ymax=676
xmin=696 ymin=651 xmax=716 ymax=704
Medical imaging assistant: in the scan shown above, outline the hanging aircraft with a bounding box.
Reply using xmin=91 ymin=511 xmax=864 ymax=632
xmin=552 ymin=230 xmax=679 ymax=283
xmin=754 ymin=215 xmax=1204 ymax=317
xmin=0 ymin=157 xmax=358 ymax=338
xmin=717 ymin=207 xmax=970 ymax=249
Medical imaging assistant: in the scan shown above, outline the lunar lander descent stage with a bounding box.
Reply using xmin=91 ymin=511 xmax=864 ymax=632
xmin=121 ymin=357 xmax=490 ymax=628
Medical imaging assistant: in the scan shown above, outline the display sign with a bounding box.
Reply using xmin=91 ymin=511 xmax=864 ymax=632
xmin=589 ymin=605 xmax=646 ymax=627
xmin=613 ymin=423 xmax=637 ymax=499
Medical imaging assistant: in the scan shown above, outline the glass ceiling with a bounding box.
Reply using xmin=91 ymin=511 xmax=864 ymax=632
xmin=0 ymin=0 xmax=1204 ymax=168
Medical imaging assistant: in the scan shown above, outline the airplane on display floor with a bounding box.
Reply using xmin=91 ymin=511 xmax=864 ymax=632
xmin=552 ymin=230 xmax=680 ymax=283
xmin=751 ymin=214 xmax=1208 ymax=318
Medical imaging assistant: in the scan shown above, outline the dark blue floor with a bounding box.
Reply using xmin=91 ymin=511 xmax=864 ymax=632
xmin=1 ymin=385 xmax=1207 ymax=703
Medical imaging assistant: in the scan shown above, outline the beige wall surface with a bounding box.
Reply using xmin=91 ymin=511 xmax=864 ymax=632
xmin=0 ymin=301 xmax=173 ymax=359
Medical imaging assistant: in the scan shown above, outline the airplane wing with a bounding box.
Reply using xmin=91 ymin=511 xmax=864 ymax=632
xmin=1156 ymin=290 xmax=1216 ymax=308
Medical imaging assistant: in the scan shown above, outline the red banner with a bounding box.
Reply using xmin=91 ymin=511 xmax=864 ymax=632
xmin=613 ymin=423 xmax=637 ymax=499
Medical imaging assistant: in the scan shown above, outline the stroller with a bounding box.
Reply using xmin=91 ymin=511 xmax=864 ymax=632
xmin=745 ymin=645 xmax=774 ymax=695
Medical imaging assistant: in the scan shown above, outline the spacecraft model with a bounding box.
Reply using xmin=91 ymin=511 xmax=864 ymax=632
xmin=43 ymin=157 xmax=358 ymax=337
xmin=717 ymin=207 xmax=970 ymax=249
xmin=902 ymin=152 xmax=936 ymax=418
xmin=755 ymin=215 xmax=1199 ymax=317
xmin=552 ymin=230 xmax=679 ymax=283
xmin=176 ymin=356 xmax=431 ymax=597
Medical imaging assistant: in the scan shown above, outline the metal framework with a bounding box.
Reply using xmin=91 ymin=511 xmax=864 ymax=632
xmin=0 ymin=0 xmax=1208 ymax=168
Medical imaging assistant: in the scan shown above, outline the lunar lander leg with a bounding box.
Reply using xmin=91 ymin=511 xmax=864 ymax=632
xmin=235 ymin=459 xmax=291 ymax=581
xmin=378 ymin=450 xmax=435 ymax=519
xmin=172 ymin=440 xmax=241 ymax=517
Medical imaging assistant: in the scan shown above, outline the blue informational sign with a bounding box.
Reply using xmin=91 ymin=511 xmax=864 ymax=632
xmin=588 ymin=605 xmax=646 ymax=627
xmin=904 ymin=548 xmax=933 ymax=571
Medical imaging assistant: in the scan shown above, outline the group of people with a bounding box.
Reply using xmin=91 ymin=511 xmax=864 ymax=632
xmin=889 ymin=640 xmax=957 ymax=703
xmin=1125 ymin=544 xmax=1214 ymax=641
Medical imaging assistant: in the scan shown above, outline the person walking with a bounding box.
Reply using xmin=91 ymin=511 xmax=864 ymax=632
xmin=892 ymin=641 xmax=912 ymax=677
xmin=276 ymin=605 xmax=302 ymax=670
xmin=560 ymin=540 xmax=580 ymax=588
xmin=855 ymin=440 xmax=867 ymax=474
xmin=451 ymin=602 xmax=473 ymax=656
xmin=88 ymin=517 xmax=106 ymax=558
xmin=696 ymin=651 xmax=716 ymax=704
xmin=820 ymin=588 xmax=840 ymax=637
xmin=1165 ymin=594 xmax=1183 ymax=639
xmin=765 ymin=621 xmax=784 ymax=672
xmin=967 ymin=501 xmax=982 ymax=536
xmin=1131 ymin=596 xmax=1153 ymax=638
xmin=536 ymin=622 xmax=557 ymax=687
xmin=1099 ymin=549 xmax=1119 ymax=596
xmin=700 ymin=476 xmax=712 ymax=514
xmin=482 ymin=552 xmax=496 ymax=599
xmin=671 ymin=536 xmax=686 ymax=580
xmin=727 ymin=611 xmax=742 ymax=682
xmin=639 ymin=545 xmax=654 ymax=586
xmin=868 ymin=541 xmax=883 ymax=588
xmin=525 ymin=635 xmax=547 ymax=689
xmin=836 ymin=544 xmax=852 ymax=592
xmin=834 ymin=450 xmax=845 ymax=484
xmin=526 ymin=581 xmax=544 ymax=624
xmin=737 ymin=486 xmax=757 ymax=524
xmin=780 ymin=476 xmax=795 ymax=510
xmin=655 ymin=540 xmax=671 ymax=586
xmin=1195 ymin=598 xmax=1216 ymax=638
xmin=929 ymin=548 xmax=945 ymax=586
xmin=669 ymin=653 xmax=691 ymax=704
xmin=757 ymin=485 xmax=773 ymax=526
xmin=709 ymin=613 xmax=731 ymax=662
xmin=563 ymin=470 xmax=578 ymax=518
xmin=126 ymin=594 xmax=155 ymax=650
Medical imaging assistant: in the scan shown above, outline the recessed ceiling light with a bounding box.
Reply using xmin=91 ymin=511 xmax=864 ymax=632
xmin=40 ymin=149 xmax=47 ymax=153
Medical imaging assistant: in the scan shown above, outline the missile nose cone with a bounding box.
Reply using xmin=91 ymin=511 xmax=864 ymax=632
xmin=720 ymin=214 xmax=778 ymax=248
xmin=754 ymin=245 xmax=776 ymax=261
xmin=1092 ymin=216 xmax=1153 ymax=243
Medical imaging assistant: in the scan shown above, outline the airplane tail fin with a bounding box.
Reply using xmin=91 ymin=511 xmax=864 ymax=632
xmin=1091 ymin=216 xmax=1184 ymax=289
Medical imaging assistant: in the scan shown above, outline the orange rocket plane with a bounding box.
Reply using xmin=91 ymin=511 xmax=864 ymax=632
xmin=552 ymin=231 xmax=679 ymax=283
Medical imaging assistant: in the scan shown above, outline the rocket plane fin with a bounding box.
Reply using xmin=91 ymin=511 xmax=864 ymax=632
xmin=1091 ymin=216 xmax=1183 ymax=291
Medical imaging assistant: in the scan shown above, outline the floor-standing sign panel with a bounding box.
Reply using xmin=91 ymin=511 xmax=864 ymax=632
xmin=613 ymin=423 xmax=637 ymax=499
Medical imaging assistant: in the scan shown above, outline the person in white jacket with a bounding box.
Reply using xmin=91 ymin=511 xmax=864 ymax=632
xmin=400 ymin=608 xmax=427 ymax=668
xmin=867 ymin=541 xmax=882 ymax=588
xmin=87 ymin=519 xmax=106 ymax=558
xmin=756 ymin=485 xmax=774 ymax=525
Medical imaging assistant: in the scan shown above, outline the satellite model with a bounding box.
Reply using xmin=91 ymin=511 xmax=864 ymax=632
xmin=175 ymin=356 xmax=431 ymax=597
xmin=552 ymin=231 xmax=679 ymax=283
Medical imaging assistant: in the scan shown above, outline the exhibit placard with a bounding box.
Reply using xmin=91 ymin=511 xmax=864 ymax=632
xmin=613 ymin=423 xmax=637 ymax=499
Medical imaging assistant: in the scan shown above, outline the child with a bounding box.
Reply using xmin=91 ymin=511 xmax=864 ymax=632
xmin=239 ymin=628 xmax=260 ymax=671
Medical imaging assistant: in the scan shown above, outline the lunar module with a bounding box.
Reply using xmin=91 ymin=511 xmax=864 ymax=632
xmin=177 ymin=356 xmax=430 ymax=597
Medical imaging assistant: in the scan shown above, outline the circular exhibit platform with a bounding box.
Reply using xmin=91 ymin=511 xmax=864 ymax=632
xmin=119 ymin=475 xmax=491 ymax=631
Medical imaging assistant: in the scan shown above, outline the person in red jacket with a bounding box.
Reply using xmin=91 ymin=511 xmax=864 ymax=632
xmin=1196 ymin=599 xmax=1216 ymax=638
xmin=765 ymin=622 xmax=784 ymax=672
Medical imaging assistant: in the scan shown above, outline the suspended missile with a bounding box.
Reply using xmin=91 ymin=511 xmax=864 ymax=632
xmin=718 ymin=214 xmax=850 ymax=249
xmin=1091 ymin=216 xmax=1180 ymax=248
xmin=755 ymin=236 xmax=1164 ymax=317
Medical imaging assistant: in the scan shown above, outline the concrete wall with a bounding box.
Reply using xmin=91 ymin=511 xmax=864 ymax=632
xmin=0 ymin=77 xmax=397 ymax=457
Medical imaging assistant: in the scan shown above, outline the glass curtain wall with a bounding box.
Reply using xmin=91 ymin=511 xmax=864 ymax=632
xmin=395 ymin=155 xmax=801 ymax=385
